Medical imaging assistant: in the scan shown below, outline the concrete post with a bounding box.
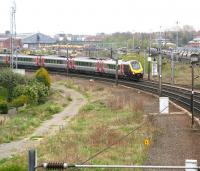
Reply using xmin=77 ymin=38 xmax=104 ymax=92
xmin=185 ymin=159 xmax=198 ymax=171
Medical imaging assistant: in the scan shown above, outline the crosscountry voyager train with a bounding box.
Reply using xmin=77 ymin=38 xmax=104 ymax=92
xmin=0 ymin=54 xmax=143 ymax=80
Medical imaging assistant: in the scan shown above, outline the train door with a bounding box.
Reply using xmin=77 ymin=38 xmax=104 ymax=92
xmin=120 ymin=64 xmax=124 ymax=75
xmin=41 ymin=56 xmax=45 ymax=66
xmin=96 ymin=60 xmax=100 ymax=72
xmin=100 ymin=60 xmax=104 ymax=73
xmin=68 ymin=58 xmax=75 ymax=70
xmin=35 ymin=56 xmax=39 ymax=66
xmin=5 ymin=56 xmax=10 ymax=65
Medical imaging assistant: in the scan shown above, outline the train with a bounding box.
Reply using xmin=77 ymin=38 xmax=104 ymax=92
xmin=0 ymin=54 xmax=143 ymax=80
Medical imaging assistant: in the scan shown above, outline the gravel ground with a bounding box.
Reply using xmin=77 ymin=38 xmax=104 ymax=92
xmin=146 ymin=114 xmax=200 ymax=166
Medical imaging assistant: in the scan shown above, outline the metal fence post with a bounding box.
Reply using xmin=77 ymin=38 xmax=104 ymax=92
xmin=28 ymin=150 xmax=37 ymax=171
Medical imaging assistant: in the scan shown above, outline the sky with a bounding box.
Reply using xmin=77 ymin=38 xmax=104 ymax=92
xmin=0 ymin=0 xmax=200 ymax=35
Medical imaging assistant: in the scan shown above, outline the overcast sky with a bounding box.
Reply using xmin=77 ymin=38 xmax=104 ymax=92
xmin=0 ymin=0 xmax=200 ymax=35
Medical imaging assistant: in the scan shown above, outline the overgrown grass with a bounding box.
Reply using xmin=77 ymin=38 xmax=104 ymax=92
xmin=0 ymin=86 xmax=73 ymax=143
xmin=0 ymin=79 xmax=158 ymax=170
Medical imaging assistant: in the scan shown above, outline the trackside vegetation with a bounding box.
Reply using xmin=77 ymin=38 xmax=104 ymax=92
xmin=0 ymin=79 xmax=158 ymax=171
xmin=0 ymin=68 xmax=72 ymax=143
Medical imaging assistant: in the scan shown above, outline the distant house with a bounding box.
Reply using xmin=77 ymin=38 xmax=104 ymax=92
xmin=22 ymin=33 xmax=56 ymax=49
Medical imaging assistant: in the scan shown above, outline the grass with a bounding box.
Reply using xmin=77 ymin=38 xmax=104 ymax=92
xmin=0 ymin=85 xmax=73 ymax=143
xmin=0 ymin=78 xmax=158 ymax=171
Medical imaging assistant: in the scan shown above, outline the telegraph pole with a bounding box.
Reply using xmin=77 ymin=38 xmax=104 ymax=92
xmin=143 ymin=50 xmax=146 ymax=75
xmin=190 ymin=56 xmax=198 ymax=127
xmin=191 ymin=63 xmax=194 ymax=127
xmin=158 ymin=27 xmax=162 ymax=96
xmin=148 ymin=31 xmax=151 ymax=80
xmin=171 ymin=50 xmax=175 ymax=85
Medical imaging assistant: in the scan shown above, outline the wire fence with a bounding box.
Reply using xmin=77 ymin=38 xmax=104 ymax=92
xmin=28 ymin=150 xmax=200 ymax=171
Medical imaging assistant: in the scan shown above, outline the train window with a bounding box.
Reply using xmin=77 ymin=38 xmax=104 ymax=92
xmin=131 ymin=61 xmax=140 ymax=69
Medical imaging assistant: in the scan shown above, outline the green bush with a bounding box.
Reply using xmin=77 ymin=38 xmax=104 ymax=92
xmin=13 ymin=85 xmax=26 ymax=98
xmin=0 ymin=68 xmax=26 ymax=101
xmin=0 ymin=87 xmax=7 ymax=100
xmin=28 ymin=79 xmax=49 ymax=103
xmin=11 ymin=95 xmax=28 ymax=109
xmin=35 ymin=67 xmax=51 ymax=89
xmin=0 ymin=99 xmax=8 ymax=114
xmin=13 ymin=80 xmax=49 ymax=104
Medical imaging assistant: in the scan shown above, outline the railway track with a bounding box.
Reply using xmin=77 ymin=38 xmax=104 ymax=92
xmin=28 ymin=69 xmax=200 ymax=119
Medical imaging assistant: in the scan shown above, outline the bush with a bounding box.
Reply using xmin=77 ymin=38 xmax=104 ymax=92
xmin=11 ymin=95 xmax=28 ymax=109
xmin=35 ymin=67 xmax=51 ymax=89
xmin=13 ymin=85 xmax=26 ymax=98
xmin=0 ymin=100 xmax=8 ymax=114
xmin=13 ymin=80 xmax=49 ymax=105
xmin=0 ymin=68 xmax=26 ymax=101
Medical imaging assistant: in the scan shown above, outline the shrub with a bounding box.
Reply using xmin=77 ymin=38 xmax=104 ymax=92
xmin=27 ymin=79 xmax=49 ymax=104
xmin=11 ymin=95 xmax=28 ymax=109
xmin=13 ymin=85 xmax=26 ymax=98
xmin=35 ymin=67 xmax=51 ymax=89
xmin=0 ymin=100 xmax=8 ymax=114
xmin=0 ymin=87 xmax=7 ymax=100
xmin=0 ymin=68 xmax=26 ymax=101
xmin=13 ymin=80 xmax=49 ymax=104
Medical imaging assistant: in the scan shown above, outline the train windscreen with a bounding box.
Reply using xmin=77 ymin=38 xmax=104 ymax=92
xmin=131 ymin=61 xmax=140 ymax=69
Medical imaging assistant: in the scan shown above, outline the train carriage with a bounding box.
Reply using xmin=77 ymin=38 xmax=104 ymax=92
xmin=0 ymin=55 xmax=143 ymax=80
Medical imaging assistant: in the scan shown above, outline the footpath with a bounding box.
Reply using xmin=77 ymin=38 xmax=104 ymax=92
xmin=0 ymin=86 xmax=86 ymax=160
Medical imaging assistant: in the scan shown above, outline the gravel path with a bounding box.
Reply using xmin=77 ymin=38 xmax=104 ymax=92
xmin=146 ymin=113 xmax=200 ymax=166
xmin=0 ymin=86 xmax=86 ymax=160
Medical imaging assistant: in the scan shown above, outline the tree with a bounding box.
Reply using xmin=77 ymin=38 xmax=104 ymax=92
xmin=35 ymin=67 xmax=51 ymax=89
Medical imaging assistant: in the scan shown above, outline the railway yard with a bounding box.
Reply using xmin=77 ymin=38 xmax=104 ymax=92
xmin=1 ymin=45 xmax=200 ymax=170
xmin=0 ymin=71 xmax=200 ymax=170
xmin=1 ymin=0 xmax=200 ymax=170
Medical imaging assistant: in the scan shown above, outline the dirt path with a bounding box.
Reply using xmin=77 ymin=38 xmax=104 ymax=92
xmin=0 ymin=85 xmax=86 ymax=160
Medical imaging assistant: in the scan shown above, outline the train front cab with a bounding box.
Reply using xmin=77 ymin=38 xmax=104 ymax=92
xmin=129 ymin=60 xmax=143 ymax=80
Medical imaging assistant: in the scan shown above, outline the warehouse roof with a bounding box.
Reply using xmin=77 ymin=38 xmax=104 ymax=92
xmin=22 ymin=33 xmax=56 ymax=44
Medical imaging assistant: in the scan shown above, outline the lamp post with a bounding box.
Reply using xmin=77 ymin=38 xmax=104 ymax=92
xmin=190 ymin=56 xmax=198 ymax=127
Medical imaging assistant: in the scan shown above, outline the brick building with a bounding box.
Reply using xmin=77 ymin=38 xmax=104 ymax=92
xmin=0 ymin=37 xmax=21 ymax=51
